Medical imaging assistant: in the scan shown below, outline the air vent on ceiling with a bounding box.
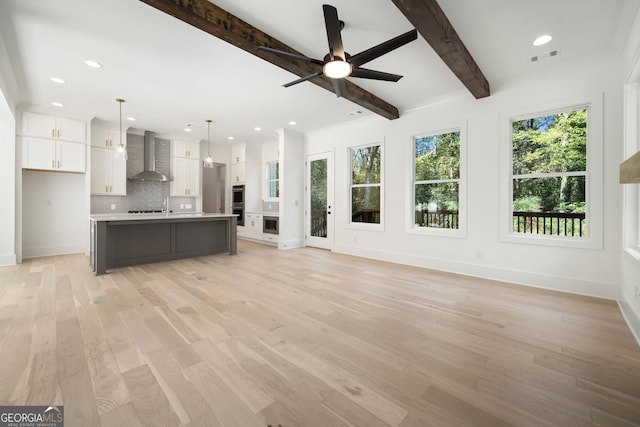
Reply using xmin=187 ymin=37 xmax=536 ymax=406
xmin=349 ymin=110 xmax=364 ymax=116
xmin=530 ymin=49 xmax=560 ymax=64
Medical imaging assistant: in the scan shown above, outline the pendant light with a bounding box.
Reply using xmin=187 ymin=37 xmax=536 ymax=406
xmin=114 ymin=98 xmax=128 ymax=160
xmin=203 ymin=119 xmax=213 ymax=168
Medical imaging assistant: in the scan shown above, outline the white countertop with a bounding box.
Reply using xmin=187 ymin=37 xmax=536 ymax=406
xmin=90 ymin=212 xmax=237 ymax=222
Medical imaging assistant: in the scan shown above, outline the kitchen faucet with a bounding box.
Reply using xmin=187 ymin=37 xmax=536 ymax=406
xmin=162 ymin=196 xmax=169 ymax=213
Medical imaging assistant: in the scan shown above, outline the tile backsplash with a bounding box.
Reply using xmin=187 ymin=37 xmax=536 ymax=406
xmin=91 ymin=133 xmax=196 ymax=213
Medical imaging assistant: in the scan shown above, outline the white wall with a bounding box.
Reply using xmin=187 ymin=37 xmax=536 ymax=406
xmin=22 ymin=170 xmax=87 ymax=258
xmin=244 ymin=142 xmax=261 ymax=213
xmin=0 ymin=29 xmax=17 ymax=266
xmin=620 ymin=10 xmax=640 ymax=344
xmin=0 ymin=90 xmax=16 ymax=265
xmin=279 ymin=129 xmax=304 ymax=249
xmin=305 ymin=54 xmax=623 ymax=300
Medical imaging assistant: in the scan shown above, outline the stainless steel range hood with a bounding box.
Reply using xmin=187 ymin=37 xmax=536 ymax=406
xmin=129 ymin=131 xmax=169 ymax=181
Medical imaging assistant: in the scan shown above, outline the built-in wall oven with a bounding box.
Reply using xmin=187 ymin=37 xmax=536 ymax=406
xmin=263 ymin=215 xmax=279 ymax=235
xmin=232 ymin=185 xmax=245 ymax=226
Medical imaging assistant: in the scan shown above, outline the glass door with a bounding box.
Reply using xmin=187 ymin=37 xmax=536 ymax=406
xmin=306 ymin=152 xmax=334 ymax=249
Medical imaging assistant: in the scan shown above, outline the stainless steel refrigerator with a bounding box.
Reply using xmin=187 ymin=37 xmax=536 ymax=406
xmin=202 ymin=163 xmax=226 ymax=213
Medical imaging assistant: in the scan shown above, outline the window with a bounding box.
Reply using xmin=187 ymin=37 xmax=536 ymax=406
xmin=413 ymin=130 xmax=460 ymax=230
xmin=266 ymin=161 xmax=279 ymax=199
xmin=511 ymin=108 xmax=587 ymax=238
xmin=501 ymin=96 xmax=603 ymax=249
xmin=350 ymin=144 xmax=382 ymax=225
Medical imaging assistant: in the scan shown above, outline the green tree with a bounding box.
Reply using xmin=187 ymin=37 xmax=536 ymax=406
xmin=414 ymin=132 xmax=460 ymax=214
xmin=352 ymin=145 xmax=381 ymax=223
xmin=512 ymin=109 xmax=586 ymax=213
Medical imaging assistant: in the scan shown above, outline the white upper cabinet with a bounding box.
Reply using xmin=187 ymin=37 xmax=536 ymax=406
xmin=21 ymin=112 xmax=87 ymax=172
xmin=91 ymin=147 xmax=127 ymax=195
xmin=22 ymin=112 xmax=86 ymax=142
xmin=92 ymin=127 xmax=125 ymax=148
xmin=230 ymin=142 xmax=246 ymax=183
xmin=22 ymin=137 xmax=55 ymax=170
xmin=57 ymin=140 xmax=86 ymax=172
xmin=171 ymin=157 xmax=200 ymax=196
xmin=231 ymin=142 xmax=246 ymax=164
xmin=91 ymin=127 xmax=127 ymax=194
xmin=174 ymin=140 xmax=199 ymax=159
xmin=22 ymin=137 xmax=85 ymax=172
xmin=230 ymin=162 xmax=246 ymax=184
xmin=57 ymin=117 xmax=87 ymax=142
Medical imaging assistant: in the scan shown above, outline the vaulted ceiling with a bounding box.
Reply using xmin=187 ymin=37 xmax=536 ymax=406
xmin=0 ymin=0 xmax=637 ymax=144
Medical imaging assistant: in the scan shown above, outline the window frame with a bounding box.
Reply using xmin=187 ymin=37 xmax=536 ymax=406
xmin=406 ymin=121 xmax=467 ymax=238
xmin=264 ymin=160 xmax=279 ymax=201
xmin=348 ymin=141 xmax=384 ymax=230
xmin=499 ymin=95 xmax=603 ymax=250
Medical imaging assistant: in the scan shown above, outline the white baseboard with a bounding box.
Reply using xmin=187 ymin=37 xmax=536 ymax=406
xmin=22 ymin=244 xmax=85 ymax=259
xmin=619 ymin=295 xmax=640 ymax=347
xmin=0 ymin=253 xmax=17 ymax=266
xmin=278 ymin=239 xmax=304 ymax=250
xmin=333 ymin=244 xmax=616 ymax=300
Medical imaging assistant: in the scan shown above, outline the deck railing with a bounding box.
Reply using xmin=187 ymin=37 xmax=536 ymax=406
xmin=512 ymin=211 xmax=586 ymax=237
xmin=311 ymin=209 xmax=327 ymax=237
xmin=351 ymin=209 xmax=380 ymax=224
xmin=318 ymin=209 xmax=586 ymax=237
xmin=415 ymin=210 xmax=459 ymax=229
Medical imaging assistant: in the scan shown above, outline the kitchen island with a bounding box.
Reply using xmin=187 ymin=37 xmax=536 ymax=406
xmin=90 ymin=213 xmax=237 ymax=275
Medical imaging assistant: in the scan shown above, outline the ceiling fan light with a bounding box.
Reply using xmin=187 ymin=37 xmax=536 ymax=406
xmin=323 ymin=59 xmax=352 ymax=79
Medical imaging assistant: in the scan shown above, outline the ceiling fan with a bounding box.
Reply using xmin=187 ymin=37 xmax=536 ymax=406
xmin=258 ymin=4 xmax=417 ymax=98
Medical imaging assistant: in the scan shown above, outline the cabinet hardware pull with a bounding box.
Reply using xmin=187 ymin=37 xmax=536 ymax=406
xmin=109 ymin=185 xmax=112 ymax=193
xmin=57 ymin=129 xmax=60 ymax=138
xmin=106 ymin=185 xmax=108 ymax=192
xmin=52 ymin=129 xmax=55 ymax=137
xmin=52 ymin=160 xmax=55 ymax=168
xmin=57 ymin=160 xmax=60 ymax=168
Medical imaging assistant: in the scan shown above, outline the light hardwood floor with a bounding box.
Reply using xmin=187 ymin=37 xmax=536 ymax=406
xmin=1 ymin=240 xmax=639 ymax=426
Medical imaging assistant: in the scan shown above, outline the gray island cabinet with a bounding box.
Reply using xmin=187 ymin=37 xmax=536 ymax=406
xmin=90 ymin=213 xmax=237 ymax=275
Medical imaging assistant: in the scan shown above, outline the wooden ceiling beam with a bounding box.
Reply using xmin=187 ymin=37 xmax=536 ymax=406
xmin=139 ymin=0 xmax=400 ymax=119
xmin=390 ymin=0 xmax=490 ymax=99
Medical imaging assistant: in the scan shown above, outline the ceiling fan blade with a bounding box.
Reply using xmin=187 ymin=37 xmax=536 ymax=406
xmin=332 ymin=78 xmax=346 ymax=98
xmin=258 ymin=46 xmax=324 ymax=66
xmin=350 ymin=68 xmax=403 ymax=82
xmin=283 ymin=72 xmax=324 ymax=87
xmin=350 ymin=29 xmax=417 ymax=67
xmin=323 ymin=4 xmax=345 ymax=61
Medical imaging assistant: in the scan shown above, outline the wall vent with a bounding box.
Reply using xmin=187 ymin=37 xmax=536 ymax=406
xmin=530 ymin=49 xmax=560 ymax=63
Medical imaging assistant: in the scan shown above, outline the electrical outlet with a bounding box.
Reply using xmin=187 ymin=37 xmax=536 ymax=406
xmin=180 ymin=204 xmax=185 ymax=209
xmin=185 ymin=203 xmax=192 ymax=209
xmin=110 ymin=204 xmax=116 ymax=210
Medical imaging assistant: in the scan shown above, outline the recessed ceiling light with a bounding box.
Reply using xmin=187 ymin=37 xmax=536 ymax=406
xmin=51 ymin=102 xmax=64 ymax=107
xmin=227 ymin=136 xmax=235 ymax=140
xmin=289 ymin=121 xmax=297 ymax=126
xmin=533 ymin=35 xmax=552 ymax=46
xmin=184 ymin=128 xmax=192 ymax=132
xmin=254 ymin=127 xmax=261 ymax=131
xmin=85 ymin=60 xmax=102 ymax=68
xmin=50 ymin=77 xmax=66 ymax=84
xmin=127 ymin=117 xmax=136 ymax=121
